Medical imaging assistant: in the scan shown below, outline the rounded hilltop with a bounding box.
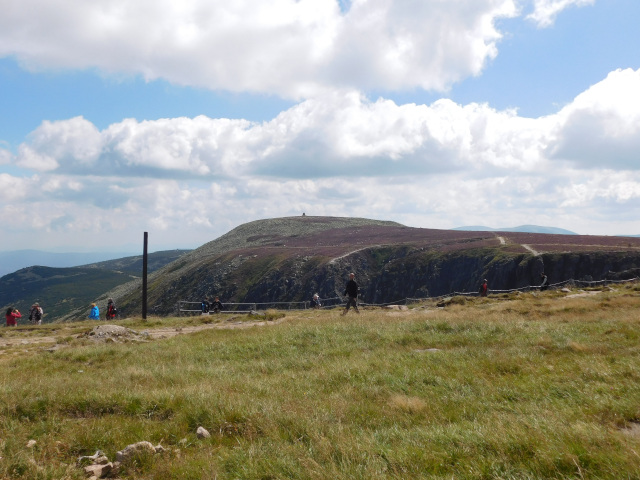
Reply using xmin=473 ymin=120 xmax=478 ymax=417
xmin=191 ymin=216 xmax=403 ymax=258
xmin=109 ymin=216 xmax=640 ymax=318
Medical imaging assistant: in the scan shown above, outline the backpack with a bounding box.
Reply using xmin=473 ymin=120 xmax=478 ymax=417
xmin=30 ymin=307 xmax=42 ymax=322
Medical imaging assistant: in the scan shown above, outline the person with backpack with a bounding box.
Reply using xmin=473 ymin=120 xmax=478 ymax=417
xmin=106 ymin=298 xmax=117 ymax=320
xmin=342 ymin=272 xmax=360 ymax=315
xmin=201 ymin=298 xmax=210 ymax=315
xmin=29 ymin=303 xmax=44 ymax=324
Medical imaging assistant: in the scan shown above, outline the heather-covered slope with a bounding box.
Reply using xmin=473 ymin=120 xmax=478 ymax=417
xmin=115 ymin=216 xmax=640 ymax=316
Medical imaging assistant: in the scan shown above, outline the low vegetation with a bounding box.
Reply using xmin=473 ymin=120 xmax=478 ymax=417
xmin=1 ymin=284 xmax=639 ymax=479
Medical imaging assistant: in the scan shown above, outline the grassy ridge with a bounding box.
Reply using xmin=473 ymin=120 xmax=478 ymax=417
xmin=1 ymin=285 xmax=640 ymax=479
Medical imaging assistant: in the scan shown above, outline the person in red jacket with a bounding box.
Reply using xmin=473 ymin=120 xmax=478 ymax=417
xmin=5 ymin=307 xmax=21 ymax=327
xmin=478 ymin=279 xmax=488 ymax=297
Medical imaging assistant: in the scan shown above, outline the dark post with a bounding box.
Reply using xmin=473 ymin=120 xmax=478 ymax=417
xmin=142 ymin=232 xmax=148 ymax=320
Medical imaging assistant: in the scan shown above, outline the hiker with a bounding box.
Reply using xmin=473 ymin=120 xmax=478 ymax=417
xmin=106 ymin=298 xmax=117 ymax=320
xmin=5 ymin=307 xmax=21 ymax=327
xmin=540 ymin=273 xmax=549 ymax=291
xmin=201 ymin=298 xmax=210 ymax=314
xmin=310 ymin=293 xmax=322 ymax=309
xmin=88 ymin=303 xmax=100 ymax=320
xmin=342 ymin=272 xmax=360 ymax=315
xmin=29 ymin=303 xmax=44 ymax=324
xmin=210 ymin=296 xmax=224 ymax=313
xmin=478 ymin=279 xmax=488 ymax=297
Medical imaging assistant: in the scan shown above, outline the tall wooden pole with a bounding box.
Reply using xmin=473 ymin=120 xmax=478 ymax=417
xmin=142 ymin=232 xmax=148 ymax=320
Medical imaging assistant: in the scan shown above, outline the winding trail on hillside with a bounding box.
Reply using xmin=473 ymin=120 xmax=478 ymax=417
xmin=329 ymin=245 xmax=380 ymax=264
xmin=522 ymin=244 xmax=541 ymax=256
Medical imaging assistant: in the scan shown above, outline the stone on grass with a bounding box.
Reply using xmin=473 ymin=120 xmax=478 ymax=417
xmin=116 ymin=441 xmax=162 ymax=463
xmin=26 ymin=439 xmax=36 ymax=448
xmin=197 ymin=426 xmax=211 ymax=439
xmin=84 ymin=462 xmax=112 ymax=478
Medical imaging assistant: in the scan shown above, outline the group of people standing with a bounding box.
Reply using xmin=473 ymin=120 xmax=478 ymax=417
xmin=5 ymin=302 xmax=43 ymax=327
xmin=201 ymin=296 xmax=224 ymax=314
xmin=4 ymin=298 xmax=119 ymax=326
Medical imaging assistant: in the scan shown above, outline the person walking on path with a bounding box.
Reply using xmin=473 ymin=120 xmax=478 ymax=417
xmin=5 ymin=307 xmax=21 ymax=327
xmin=88 ymin=303 xmax=100 ymax=320
xmin=29 ymin=303 xmax=44 ymax=324
xmin=342 ymin=272 xmax=360 ymax=315
xmin=478 ymin=279 xmax=488 ymax=297
xmin=540 ymin=273 xmax=549 ymax=291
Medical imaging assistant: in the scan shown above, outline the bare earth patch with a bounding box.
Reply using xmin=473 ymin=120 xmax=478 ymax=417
xmin=565 ymin=290 xmax=603 ymax=299
xmin=0 ymin=317 xmax=288 ymax=349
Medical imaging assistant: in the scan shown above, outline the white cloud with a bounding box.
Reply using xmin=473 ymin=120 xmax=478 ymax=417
xmin=0 ymin=147 xmax=13 ymax=165
xmin=4 ymin=66 xmax=640 ymax=249
xmin=0 ymin=0 xmax=517 ymax=96
xmin=14 ymin=90 xmax=553 ymax=181
xmin=547 ymin=68 xmax=640 ymax=169
xmin=527 ymin=0 xmax=595 ymax=28
xmin=16 ymin=117 xmax=102 ymax=172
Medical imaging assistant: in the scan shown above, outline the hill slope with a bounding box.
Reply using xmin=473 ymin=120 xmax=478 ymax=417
xmin=115 ymin=216 xmax=640 ymax=316
xmin=0 ymin=250 xmax=189 ymax=322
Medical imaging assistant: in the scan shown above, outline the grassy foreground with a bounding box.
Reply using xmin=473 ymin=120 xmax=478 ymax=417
xmin=1 ymin=285 xmax=640 ymax=479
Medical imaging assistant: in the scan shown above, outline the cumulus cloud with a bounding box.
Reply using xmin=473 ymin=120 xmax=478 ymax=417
xmin=527 ymin=0 xmax=595 ymax=28
xmin=0 ymin=147 xmax=13 ymax=165
xmin=0 ymin=0 xmax=517 ymax=96
xmin=14 ymin=91 xmax=552 ymax=181
xmin=4 ymin=65 xmax=640 ymax=248
xmin=547 ymin=68 xmax=640 ymax=169
xmin=16 ymin=117 xmax=102 ymax=172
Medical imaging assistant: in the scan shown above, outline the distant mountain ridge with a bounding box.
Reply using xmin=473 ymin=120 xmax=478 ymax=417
xmin=0 ymin=250 xmax=139 ymax=278
xmin=0 ymin=250 xmax=190 ymax=322
xmin=453 ymin=225 xmax=578 ymax=235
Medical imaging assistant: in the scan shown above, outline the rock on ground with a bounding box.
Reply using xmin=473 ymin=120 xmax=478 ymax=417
xmin=81 ymin=325 xmax=149 ymax=343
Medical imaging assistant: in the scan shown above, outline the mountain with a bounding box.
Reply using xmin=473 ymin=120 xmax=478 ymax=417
xmin=453 ymin=225 xmax=578 ymax=235
xmin=0 ymin=250 xmax=140 ymax=277
xmin=113 ymin=216 xmax=640 ymax=317
xmin=0 ymin=250 xmax=190 ymax=322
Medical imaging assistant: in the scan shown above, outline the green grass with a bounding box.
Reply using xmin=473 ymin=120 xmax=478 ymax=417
xmin=1 ymin=285 xmax=640 ymax=478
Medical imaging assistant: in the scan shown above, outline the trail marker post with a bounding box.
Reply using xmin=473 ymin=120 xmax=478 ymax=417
xmin=142 ymin=232 xmax=148 ymax=320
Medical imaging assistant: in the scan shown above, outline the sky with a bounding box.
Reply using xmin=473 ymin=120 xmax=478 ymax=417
xmin=1 ymin=0 xmax=639 ymax=253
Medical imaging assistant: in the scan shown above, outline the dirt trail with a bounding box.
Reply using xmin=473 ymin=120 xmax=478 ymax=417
xmin=0 ymin=317 xmax=287 ymax=350
xmin=329 ymin=245 xmax=380 ymax=264
xmin=522 ymin=244 xmax=541 ymax=256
